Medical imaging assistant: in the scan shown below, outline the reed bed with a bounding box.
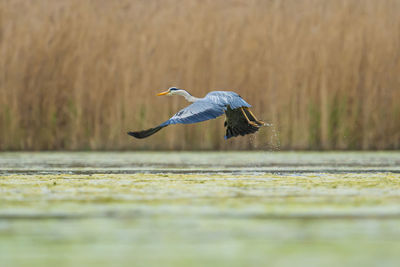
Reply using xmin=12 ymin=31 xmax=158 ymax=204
xmin=0 ymin=0 xmax=399 ymax=150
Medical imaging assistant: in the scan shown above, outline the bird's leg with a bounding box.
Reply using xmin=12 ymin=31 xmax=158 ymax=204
xmin=244 ymin=107 xmax=265 ymax=126
xmin=240 ymin=107 xmax=258 ymax=127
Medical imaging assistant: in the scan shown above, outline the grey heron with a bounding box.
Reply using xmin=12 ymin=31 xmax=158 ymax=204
xmin=128 ymin=87 xmax=266 ymax=139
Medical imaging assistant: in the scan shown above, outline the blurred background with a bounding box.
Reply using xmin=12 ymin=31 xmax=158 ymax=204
xmin=1 ymin=0 xmax=399 ymax=151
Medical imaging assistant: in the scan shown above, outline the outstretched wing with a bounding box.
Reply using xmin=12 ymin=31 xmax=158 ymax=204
xmin=128 ymin=125 xmax=166 ymax=139
xmin=224 ymin=107 xmax=260 ymax=139
xmin=160 ymin=99 xmax=225 ymax=126
xmin=128 ymin=100 xmax=225 ymax=139
xmin=205 ymin=91 xmax=251 ymax=109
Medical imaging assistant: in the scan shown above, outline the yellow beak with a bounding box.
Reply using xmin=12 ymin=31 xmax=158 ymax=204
xmin=157 ymin=91 xmax=169 ymax=96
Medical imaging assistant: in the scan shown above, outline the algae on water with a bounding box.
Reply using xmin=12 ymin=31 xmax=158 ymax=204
xmin=1 ymin=152 xmax=400 ymax=267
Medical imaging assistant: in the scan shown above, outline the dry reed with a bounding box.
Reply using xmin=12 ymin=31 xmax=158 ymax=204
xmin=1 ymin=0 xmax=399 ymax=150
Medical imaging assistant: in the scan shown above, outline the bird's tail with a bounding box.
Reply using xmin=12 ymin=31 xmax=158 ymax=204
xmin=128 ymin=125 xmax=166 ymax=139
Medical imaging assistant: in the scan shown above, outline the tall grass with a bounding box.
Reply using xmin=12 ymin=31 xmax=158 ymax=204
xmin=1 ymin=0 xmax=399 ymax=150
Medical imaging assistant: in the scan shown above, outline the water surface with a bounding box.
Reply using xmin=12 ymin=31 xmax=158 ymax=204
xmin=1 ymin=152 xmax=400 ymax=267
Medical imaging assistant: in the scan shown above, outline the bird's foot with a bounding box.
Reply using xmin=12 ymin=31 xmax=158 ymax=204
xmin=255 ymin=120 xmax=266 ymax=126
xmin=248 ymin=121 xmax=259 ymax=127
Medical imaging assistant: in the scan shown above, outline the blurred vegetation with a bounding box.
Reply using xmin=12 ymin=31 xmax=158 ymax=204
xmin=0 ymin=0 xmax=399 ymax=150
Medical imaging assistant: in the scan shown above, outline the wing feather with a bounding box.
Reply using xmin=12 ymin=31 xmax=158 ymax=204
xmin=205 ymin=91 xmax=251 ymax=109
xmin=160 ymin=100 xmax=225 ymax=126
xmin=224 ymin=107 xmax=260 ymax=139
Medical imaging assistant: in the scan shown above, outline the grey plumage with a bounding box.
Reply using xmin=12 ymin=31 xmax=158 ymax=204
xmin=128 ymin=89 xmax=265 ymax=139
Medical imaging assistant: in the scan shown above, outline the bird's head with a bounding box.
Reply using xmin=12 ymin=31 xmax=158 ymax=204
xmin=157 ymin=87 xmax=189 ymax=96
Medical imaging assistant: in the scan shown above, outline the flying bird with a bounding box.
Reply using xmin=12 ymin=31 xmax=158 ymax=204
xmin=128 ymin=87 xmax=266 ymax=140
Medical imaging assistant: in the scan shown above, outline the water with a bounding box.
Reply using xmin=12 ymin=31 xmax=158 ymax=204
xmin=268 ymin=123 xmax=281 ymax=151
xmin=1 ymin=152 xmax=400 ymax=267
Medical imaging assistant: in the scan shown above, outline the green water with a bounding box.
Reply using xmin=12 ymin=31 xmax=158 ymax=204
xmin=1 ymin=152 xmax=400 ymax=267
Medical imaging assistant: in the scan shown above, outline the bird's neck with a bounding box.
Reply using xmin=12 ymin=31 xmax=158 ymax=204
xmin=179 ymin=91 xmax=200 ymax=102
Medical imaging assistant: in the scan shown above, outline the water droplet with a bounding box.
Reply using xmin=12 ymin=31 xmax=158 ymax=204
xmin=268 ymin=123 xmax=281 ymax=151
